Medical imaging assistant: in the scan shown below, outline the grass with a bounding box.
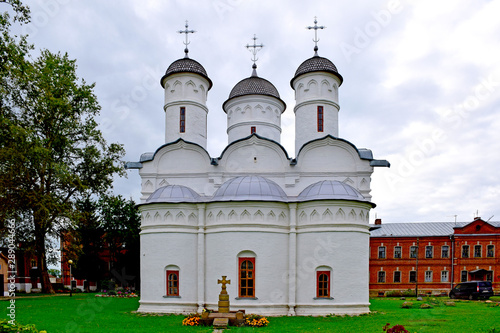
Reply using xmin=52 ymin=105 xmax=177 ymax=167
xmin=1 ymin=294 xmax=500 ymax=332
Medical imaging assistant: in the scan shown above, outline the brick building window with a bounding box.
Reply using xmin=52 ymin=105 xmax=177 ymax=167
xmin=378 ymin=271 xmax=386 ymax=283
xmin=461 ymin=270 xmax=468 ymax=282
xmin=474 ymin=245 xmax=482 ymax=258
xmin=441 ymin=245 xmax=449 ymax=258
xmin=239 ymin=257 xmax=255 ymax=298
xmin=317 ymin=106 xmax=324 ymax=132
xmin=425 ymin=246 xmax=433 ymax=258
xmin=487 ymin=245 xmax=495 ymax=257
xmin=425 ymin=271 xmax=433 ymax=282
xmin=462 ymin=245 xmax=469 ymax=258
xmin=394 ymin=246 xmax=402 ymax=259
xmin=378 ymin=246 xmax=386 ymax=259
xmin=393 ymin=271 xmax=401 ymax=283
xmin=441 ymin=271 xmax=449 ymax=282
xmin=166 ymin=270 xmax=179 ymax=296
xmin=410 ymin=246 xmax=418 ymax=258
xmin=316 ymin=271 xmax=330 ymax=298
xmin=409 ymin=271 xmax=416 ymax=283
xmin=179 ymin=107 xmax=186 ymax=133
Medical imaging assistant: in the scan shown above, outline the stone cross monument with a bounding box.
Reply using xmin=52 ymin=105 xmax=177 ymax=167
xmin=217 ymin=276 xmax=231 ymax=313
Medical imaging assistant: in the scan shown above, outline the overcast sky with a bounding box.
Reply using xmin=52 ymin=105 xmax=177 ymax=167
xmin=11 ymin=0 xmax=500 ymax=224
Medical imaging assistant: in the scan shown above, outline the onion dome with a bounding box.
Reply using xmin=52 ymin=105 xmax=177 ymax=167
xmin=160 ymin=57 xmax=213 ymax=90
xmin=223 ymin=68 xmax=286 ymax=110
xmin=146 ymin=185 xmax=201 ymax=203
xmin=297 ymin=180 xmax=374 ymax=206
xmin=290 ymin=55 xmax=343 ymax=88
xmin=211 ymin=176 xmax=288 ymax=202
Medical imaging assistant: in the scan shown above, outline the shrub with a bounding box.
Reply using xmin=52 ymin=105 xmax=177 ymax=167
xmin=182 ymin=313 xmax=200 ymax=326
xmin=245 ymin=314 xmax=269 ymax=327
xmin=383 ymin=323 xmax=409 ymax=333
xmin=107 ymin=290 xmax=117 ymax=296
xmin=0 ymin=319 xmax=44 ymax=332
xmin=420 ymin=303 xmax=432 ymax=309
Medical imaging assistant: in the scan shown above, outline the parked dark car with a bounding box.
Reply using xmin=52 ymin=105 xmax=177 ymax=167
xmin=449 ymin=281 xmax=493 ymax=300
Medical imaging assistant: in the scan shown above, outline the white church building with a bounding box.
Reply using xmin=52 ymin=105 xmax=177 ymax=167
xmin=127 ymin=21 xmax=389 ymax=316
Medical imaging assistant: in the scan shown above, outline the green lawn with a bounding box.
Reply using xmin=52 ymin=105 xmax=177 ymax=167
xmin=2 ymin=294 xmax=500 ymax=332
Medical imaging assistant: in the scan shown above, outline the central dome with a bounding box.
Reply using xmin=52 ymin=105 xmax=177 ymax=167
xmin=160 ymin=57 xmax=213 ymax=90
xmin=223 ymin=74 xmax=286 ymax=110
xmin=211 ymin=176 xmax=288 ymax=202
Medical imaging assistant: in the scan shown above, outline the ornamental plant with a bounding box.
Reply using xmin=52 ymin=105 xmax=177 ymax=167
xmin=382 ymin=323 xmax=409 ymax=333
xmin=245 ymin=314 xmax=269 ymax=327
xmin=182 ymin=314 xmax=200 ymax=326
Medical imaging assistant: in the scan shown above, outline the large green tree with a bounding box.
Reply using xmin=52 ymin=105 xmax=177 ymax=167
xmin=0 ymin=1 xmax=125 ymax=293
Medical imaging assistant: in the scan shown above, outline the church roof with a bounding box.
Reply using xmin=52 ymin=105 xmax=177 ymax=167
xmin=146 ymin=185 xmax=201 ymax=203
xmin=297 ymin=180 xmax=374 ymax=206
xmin=290 ymin=55 xmax=343 ymax=88
xmin=211 ymin=176 xmax=288 ymax=202
xmin=223 ymin=74 xmax=286 ymax=110
xmin=160 ymin=57 xmax=213 ymax=90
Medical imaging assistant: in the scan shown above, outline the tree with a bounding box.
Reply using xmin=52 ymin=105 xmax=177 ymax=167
xmin=69 ymin=195 xmax=140 ymax=290
xmin=0 ymin=2 xmax=125 ymax=293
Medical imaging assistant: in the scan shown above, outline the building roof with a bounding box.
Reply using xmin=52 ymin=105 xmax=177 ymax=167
xmin=223 ymin=74 xmax=286 ymax=110
xmin=290 ymin=55 xmax=343 ymax=88
xmin=297 ymin=180 xmax=374 ymax=206
xmin=370 ymin=221 xmax=500 ymax=237
xmin=160 ymin=57 xmax=213 ymax=90
xmin=146 ymin=185 xmax=201 ymax=203
xmin=211 ymin=175 xmax=288 ymax=202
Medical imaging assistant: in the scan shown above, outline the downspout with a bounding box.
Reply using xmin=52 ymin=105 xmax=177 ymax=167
xmin=450 ymin=235 xmax=455 ymax=290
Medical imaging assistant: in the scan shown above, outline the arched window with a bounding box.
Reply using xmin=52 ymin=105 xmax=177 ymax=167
xmin=316 ymin=271 xmax=330 ymax=298
xmin=239 ymin=258 xmax=255 ymax=298
xmin=166 ymin=270 xmax=179 ymax=296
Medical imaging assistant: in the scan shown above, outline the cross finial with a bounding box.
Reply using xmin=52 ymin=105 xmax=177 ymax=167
xmin=178 ymin=20 xmax=196 ymax=58
xmin=246 ymin=34 xmax=264 ymax=77
xmin=218 ymin=275 xmax=231 ymax=295
xmin=307 ymin=17 xmax=326 ymax=56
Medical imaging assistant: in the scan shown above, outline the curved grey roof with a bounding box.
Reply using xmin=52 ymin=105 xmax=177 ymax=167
xmin=290 ymin=55 xmax=343 ymax=88
xmin=160 ymin=58 xmax=213 ymax=90
xmin=223 ymin=76 xmax=286 ymax=110
xmin=146 ymin=185 xmax=201 ymax=203
xmin=211 ymin=176 xmax=288 ymax=202
xmin=297 ymin=180 xmax=373 ymax=205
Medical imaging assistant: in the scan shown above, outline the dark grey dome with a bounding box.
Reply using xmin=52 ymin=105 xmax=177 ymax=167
xmin=146 ymin=185 xmax=201 ymax=203
xmin=212 ymin=176 xmax=288 ymax=202
xmin=223 ymin=76 xmax=286 ymax=110
xmin=297 ymin=180 xmax=372 ymax=205
xmin=290 ymin=56 xmax=343 ymax=88
xmin=160 ymin=58 xmax=213 ymax=90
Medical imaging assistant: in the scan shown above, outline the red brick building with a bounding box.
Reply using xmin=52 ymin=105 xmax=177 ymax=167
xmin=369 ymin=218 xmax=500 ymax=296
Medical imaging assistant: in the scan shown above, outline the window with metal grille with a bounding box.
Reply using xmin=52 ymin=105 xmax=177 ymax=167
xmin=378 ymin=271 xmax=385 ymax=283
xmin=251 ymin=126 xmax=256 ymax=134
